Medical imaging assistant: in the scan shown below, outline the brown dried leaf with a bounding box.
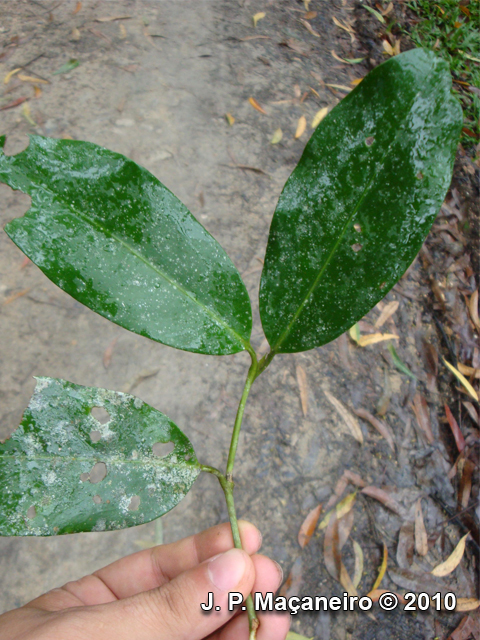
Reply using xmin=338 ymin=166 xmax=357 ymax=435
xmin=357 ymin=332 xmax=399 ymax=347
xmin=457 ymin=363 xmax=480 ymax=379
xmin=469 ymin=290 xmax=480 ymax=330
xmin=361 ymin=486 xmax=402 ymax=515
xmin=280 ymin=556 xmax=303 ymax=598
xmin=296 ymin=364 xmax=309 ymax=416
xmin=281 ymin=39 xmax=310 ymax=57
xmin=445 ymin=404 xmax=465 ymax=452
xmin=463 ymin=402 xmax=479 ymax=425
xmin=300 ymin=19 xmax=320 ymax=37
xmin=431 ymin=533 xmax=470 ymax=577
xmin=298 ymin=504 xmax=322 ymax=548
xmin=319 ymin=492 xmax=356 ymax=530
xmin=456 ymin=599 xmax=480 ymax=612
xmin=412 ymin=393 xmax=435 ymax=444
xmin=389 ymin=567 xmax=449 ymax=596
xmin=414 ymin=499 xmax=428 ymax=557
xmin=343 ymin=470 xmax=366 ymax=488
xmin=352 ymin=540 xmax=364 ymax=588
xmin=382 ymin=2 xmax=394 ymax=15
xmin=18 ymin=74 xmax=48 ymax=84
xmin=397 ymin=520 xmax=414 ymax=569
xmin=324 ymin=512 xmax=342 ymax=582
xmin=103 ymin=337 xmax=118 ymax=369
xmin=96 ymin=15 xmax=133 ymax=22
xmin=295 ymin=115 xmax=307 ymax=139
xmin=119 ymin=24 xmax=127 ymax=39
xmin=459 ymin=460 xmax=474 ymax=510
xmin=374 ymin=300 xmax=399 ymax=328
xmin=33 ymin=85 xmax=42 ymax=98
xmin=382 ymin=39 xmax=394 ymax=56
xmin=248 ymin=96 xmax=267 ymax=115
xmin=353 ymin=407 xmax=395 ymax=451
xmin=73 ymin=1 xmax=82 ymax=14
xmin=450 ymin=615 xmax=478 ymax=639
xmin=324 ymin=390 xmax=363 ymax=443
xmin=371 ymin=543 xmax=388 ymax=591
xmin=303 ymin=11 xmax=317 ymax=20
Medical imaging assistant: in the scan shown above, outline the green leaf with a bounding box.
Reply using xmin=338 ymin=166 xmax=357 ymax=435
xmin=286 ymin=633 xmax=314 ymax=640
xmin=0 ymin=136 xmax=252 ymax=355
xmin=364 ymin=6 xmax=385 ymax=24
xmin=0 ymin=377 xmax=200 ymax=536
xmin=53 ymin=59 xmax=80 ymax=75
xmin=259 ymin=49 xmax=462 ymax=354
xmin=388 ymin=344 xmax=417 ymax=380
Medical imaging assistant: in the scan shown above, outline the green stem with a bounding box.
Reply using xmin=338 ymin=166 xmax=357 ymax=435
xmin=200 ymin=347 xmax=275 ymax=638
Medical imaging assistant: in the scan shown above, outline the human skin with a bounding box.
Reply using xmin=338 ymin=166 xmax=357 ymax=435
xmin=0 ymin=521 xmax=290 ymax=640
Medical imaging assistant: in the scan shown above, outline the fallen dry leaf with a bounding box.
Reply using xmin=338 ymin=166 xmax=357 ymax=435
xmin=331 ymin=51 xmax=364 ymax=65
xmin=414 ymin=499 xmax=428 ymax=557
xmin=349 ymin=323 xmax=360 ymax=344
xmin=456 ymin=599 xmax=480 ymax=612
xmin=252 ymin=12 xmax=266 ymax=28
xmin=225 ymin=112 xmax=235 ymax=126
xmin=22 ymin=102 xmax=36 ymax=126
xmin=325 ymin=83 xmax=351 ymax=93
xmin=397 ymin=520 xmax=414 ymax=569
xmin=319 ymin=492 xmax=356 ymax=530
xmin=331 ymin=15 xmax=356 ymax=44
xmin=33 ymin=85 xmax=42 ymax=98
xmin=352 ymin=539 xmax=364 ymax=588
xmin=382 ymin=2 xmax=394 ymax=16
xmin=450 ymin=615 xmax=478 ymax=640
xmin=303 ymin=11 xmax=317 ymax=20
xmin=3 ymin=68 xmax=21 ymax=84
xmin=393 ymin=37 xmax=401 ymax=56
xmin=469 ymin=290 xmax=480 ymax=330
xmin=383 ymin=39 xmax=394 ymax=56
xmin=280 ymin=556 xmax=303 ymax=598
xmin=324 ymin=389 xmax=363 ymax=443
xmin=300 ymin=20 xmax=320 ymax=37
xmin=248 ymin=96 xmax=267 ymax=115
xmin=412 ymin=393 xmax=435 ymax=444
xmin=295 ymin=115 xmax=307 ymax=139
xmin=463 ymin=401 xmax=479 ymax=425
xmin=296 ymin=364 xmax=309 ymax=416
xmin=298 ymin=504 xmax=322 ymax=548
xmin=443 ymin=358 xmax=478 ymax=401
xmin=357 ymin=332 xmax=399 ymax=347
xmin=351 ymin=77 xmax=363 ymax=86
xmin=374 ymin=300 xmax=399 ymax=328
xmin=119 ymin=24 xmax=127 ymax=39
xmin=457 ymin=363 xmax=480 ymax=379
xmin=311 ymin=107 xmax=328 ymax=128
xmin=353 ymin=407 xmax=395 ymax=451
xmin=103 ymin=337 xmax=118 ymax=369
xmin=459 ymin=460 xmax=474 ymax=510
xmin=71 ymin=27 xmax=81 ymax=41
xmin=361 ymin=486 xmax=402 ymax=515
xmin=371 ymin=543 xmax=388 ymax=591
xmin=96 ymin=15 xmax=133 ymax=22
xmin=270 ymin=128 xmax=283 ymax=144
xmin=445 ymin=404 xmax=465 ymax=452
xmin=73 ymin=1 xmax=82 ymax=14
xmin=431 ymin=533 xmax=470 ymax=577
xmin=18 ymin=74 xmax=48 ymax=84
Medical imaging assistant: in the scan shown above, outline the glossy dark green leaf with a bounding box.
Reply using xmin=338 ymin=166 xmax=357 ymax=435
xmin=0 ymin=377 xmax=200 ymax=536
xmin=0 ymin=136 xmax=252 ymax=355
xmin=259 ymin=49 xmax=462 ymax=353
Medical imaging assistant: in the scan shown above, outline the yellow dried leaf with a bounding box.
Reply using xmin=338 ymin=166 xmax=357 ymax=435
xmin=22 ymin=102 xmax=36 ymax=126
xmin=304 ymin=0 xmax=311 ymax=9
xmin=71 ymin=27 xmax=81 ymax=41
xmin=332 ymin=15 xmax=354 ymax=34
xmin=296 ymin=364 xmax=308 ymax=416
xmin=457 ymin=362 xmax=480 ymax=379
xmin=357 ymin=333 xmax=399 ymax=347
xmin=319 ymin=492 xmax=356 ymax=530
xmin=73 ymin=1 xmax=82 ymax=14
xmin=371 ymin=542 xmax=388 ymax=591
xmin=119 ymin=24 xmax=127 ymax=39
xmin=325 ymin=83 xmax=351 ymax=93
xmin=383 ymin=40 xmax=394 ymax=56
xmin=349 ymin=323 xmax=360 ymax=344
xmin=456 ymin=598 xmax=480 ymax=612
xmin=225 ymin=112 xmax=235 ymax=126
xmin=18 ymin=74 xmax=48 ymax=84
xmin=4 ymin=68 xmax=21 ymax=85
xmin=331 ymin=51 xmax=364 ymax=65
xmin=324 ymin=389 xmax=363 ymax=443
xmin=295 ymin=115 xmax=307 ymax=139
xmin=252 ymin=12 xmax=266 ymax=27
xmin=248 ymin=96 xmax=267 ymax=115
xmin=270 ymin=128 xmax=283 ymax=144
xmin=352 ymin=540 xmax=364 ymax=588
xmin=339 ymin=562 xmax=358 ymax=597
xmin=374 ymin=300 xmax=399 ymax=328
xmin=393 ymin=37 xmax=401 ymax=56
xmin=443 ymin=358 xmax=478 ymax=401
xmin=311 ymin=107 xmax=328 ymax=128
xmin=431 ymin=533 xmax=469 ymax=577
xmin=382 ymin=2 xmax=394 ymax=16
xmin=33 ymin=85 xmax=42 ymax=98
xmin=351 ymin=77 xmax=363 ymax=86
xmin=301 ymin=20 xmax=320 ymax=37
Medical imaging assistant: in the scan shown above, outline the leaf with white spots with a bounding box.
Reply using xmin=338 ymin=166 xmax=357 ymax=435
xmin=0 ymin=377 xmax=200 ymax=536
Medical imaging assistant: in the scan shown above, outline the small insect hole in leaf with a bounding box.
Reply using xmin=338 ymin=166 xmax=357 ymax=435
xmin=128 ymin=495 xmax=141 ymax=511
xmin=91 ymin=406 xmax=111 ymax=424
xmin=351 ymin=243 xmax=363 ymax=252
xmin=93 ymin=495 xmax=102 ymax=504
xmin=416 ymin=171 xmax=424 ymax=180
xmin=354 ymin=223 xmax=361 ymax=233
xmin=88 ymin=462 xmax=107 ymax=484
xmin=365 ymin=136 xmax=374 ymax=146
xmin=26 ymin=506 xmax=36 ymax=519
xmin=80 ymin=472 xmax=90 ymax=482
xmin=152 ymin=442 xmax=174 ymax=457
xmin=90 ymin=430 xmax=101 ymax=443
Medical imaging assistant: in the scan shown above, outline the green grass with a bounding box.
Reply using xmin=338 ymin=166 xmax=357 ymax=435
xmin=404 ymin=0 xmax=480 ymax=149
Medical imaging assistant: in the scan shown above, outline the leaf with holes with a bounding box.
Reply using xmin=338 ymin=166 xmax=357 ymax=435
xmin=259 ymin=48 xmax=462 ymax=353
xmin=0 ymin=377 xmax=200 ymax=536
xmin=0 ymin=136 xmax=252 ymax=356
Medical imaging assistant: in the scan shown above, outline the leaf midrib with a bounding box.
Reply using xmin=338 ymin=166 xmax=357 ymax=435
xmin=270 ymin=118 xmax=406 ymax=352
xmin=0 ymin=450 xmax=199 ymax=468
xmin=7 ymin=161 xmax=249 ymax=351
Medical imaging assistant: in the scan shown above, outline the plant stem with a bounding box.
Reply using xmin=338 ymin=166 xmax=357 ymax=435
xmin=201 ymin=347 xmax=275 ymax=638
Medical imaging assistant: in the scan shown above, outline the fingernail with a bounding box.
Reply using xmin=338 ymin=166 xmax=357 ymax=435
xmin=274 ymin=560 xmax=284 ymax=584
xmin=208 ymin=548 xmax=246 ymax=592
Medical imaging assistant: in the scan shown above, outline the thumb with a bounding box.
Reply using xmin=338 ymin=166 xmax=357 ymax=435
xmin=87 ymin=548 xmax=255 ymax=640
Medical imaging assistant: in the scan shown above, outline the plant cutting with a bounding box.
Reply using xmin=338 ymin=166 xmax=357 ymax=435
xmin=0 ymin=49 xmax=462 ymax=639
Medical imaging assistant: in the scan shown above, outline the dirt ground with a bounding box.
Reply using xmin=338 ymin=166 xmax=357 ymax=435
xmin=0 ymin=1 xmax=478 ymax=639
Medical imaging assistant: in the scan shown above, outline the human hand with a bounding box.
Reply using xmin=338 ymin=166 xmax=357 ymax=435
xmin=0 ymin=521 xmax=290 ymax=640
